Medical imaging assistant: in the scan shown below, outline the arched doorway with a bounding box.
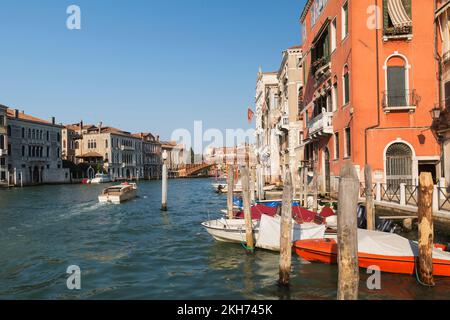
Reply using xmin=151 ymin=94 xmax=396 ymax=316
xmin=386 ymin=142 xmax=413 ymax=188
xmin=324 ymin=148 xmax=331 ymax=193
xmin=32 ymin=166 xmax=40 ymax=184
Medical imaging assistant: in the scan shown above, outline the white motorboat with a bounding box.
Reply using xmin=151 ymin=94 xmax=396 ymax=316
xmin=91 ymin=173 xmax=112 ymax=184
xmin=98 ymin=183 xmax=138 ymax=204
xmin=202 ymin=215 xmax=327 ymax=251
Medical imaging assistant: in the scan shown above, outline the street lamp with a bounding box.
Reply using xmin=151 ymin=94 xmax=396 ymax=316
xmin=430 ymin=105 xmax=442 ymax=121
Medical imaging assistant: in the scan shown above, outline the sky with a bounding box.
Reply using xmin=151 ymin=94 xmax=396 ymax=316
xmin=0 ymin=0 xmax=306 ymax=143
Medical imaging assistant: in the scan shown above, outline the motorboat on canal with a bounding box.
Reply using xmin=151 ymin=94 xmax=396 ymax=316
xmin=202 ymin=214 xmax=327 ymax=252
xmin=293 ymin=229 xmax=450 ymax=277
xmin=91 ymin=173 xmax=112 ymax=184
xmin=98 ymin=182 xmax=138 ymax=204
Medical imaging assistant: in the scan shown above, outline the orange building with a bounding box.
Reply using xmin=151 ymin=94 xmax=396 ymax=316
xmin=299 ymin=0 xmax=441 ymax=193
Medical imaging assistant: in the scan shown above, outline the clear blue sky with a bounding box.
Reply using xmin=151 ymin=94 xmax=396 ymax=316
xmin=0 ymin=0 xmax=305 ymax=141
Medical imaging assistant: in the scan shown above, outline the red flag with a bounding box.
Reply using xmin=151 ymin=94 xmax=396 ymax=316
xmin=248 ymin=107 xmax=254 ymax=123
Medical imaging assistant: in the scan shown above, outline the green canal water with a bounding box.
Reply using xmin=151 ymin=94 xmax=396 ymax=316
xmin=1 ymin=178 xmax=450 ymax=300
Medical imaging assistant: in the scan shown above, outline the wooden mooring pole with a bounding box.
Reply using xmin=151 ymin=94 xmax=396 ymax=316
xmin=365 ymin=165 xmax=375 ymax=230
xmin=279 ymin=167 xmax=293 ymax=286
xmin=417 ymin=172 xmax=435 ymax=286
xmin=312 ymin=159 xmax=318 ymax=212
xmin=250 ymin=166 xmax=256 ymax=203
xmin=227 ymin=165 xmax=235 ymax=220
xmin=161 ymin=152 xmax=168 ymax=211
xmin=242 ymin=166 xmax=254 ymax=251
xmin=303 ymin=164 xmax=308 ymax=208
xmin=337 ymin=161 xmax=359 ymax=300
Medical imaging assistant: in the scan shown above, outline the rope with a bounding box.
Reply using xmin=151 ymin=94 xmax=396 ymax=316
xmin=241 ymin=242 xmax=255 ymax=252
xmin=414 ymin=256 xmax=435 ymax=287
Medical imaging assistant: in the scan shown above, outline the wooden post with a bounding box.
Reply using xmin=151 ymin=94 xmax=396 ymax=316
xmin=337 ymin=161 xmax=360 ymax=300
xmin=303 ymin=164 xmax=309 ymax=208
xmin=242 ymin=166 xmax=254 ymax=251
xmin=161 ymin=156 xmax=168 ymax=211
xmin=279 ymin=167 xmax=293 ymax=286
xmin=365 ymin=165 xmax=375 ymax=231
xmin=250 ymin=166 xmax=256 ymax=203
xmin=417 ymin=172 xmax=435 ymax=286
xmin=227 ymin=165 xmax=235 ymax=220
xmin=312 ymin=158 xmax=318 ymax=212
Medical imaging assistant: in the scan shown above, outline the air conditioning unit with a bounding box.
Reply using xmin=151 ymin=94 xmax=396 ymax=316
xmin=0 ymin=149 xmax=7 ymax=156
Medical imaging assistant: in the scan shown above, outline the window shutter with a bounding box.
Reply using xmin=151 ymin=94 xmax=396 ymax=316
xmin=387 ymin=66 xmax=406 ymax=106
xmin=402 ymin=0 xmax=411 ymax=19
xmin=383 ymin=0 xmax=390 ymax=29
xmin=445 ymin=81 xmax=450 ymax=108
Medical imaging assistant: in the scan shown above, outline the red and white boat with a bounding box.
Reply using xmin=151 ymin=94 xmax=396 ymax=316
xmin=293 ymin=229 xmax=450 ymax=277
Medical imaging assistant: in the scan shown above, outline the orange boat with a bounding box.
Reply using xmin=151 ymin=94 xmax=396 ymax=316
xmin=293 ymin=230 xmax=450 ymax=277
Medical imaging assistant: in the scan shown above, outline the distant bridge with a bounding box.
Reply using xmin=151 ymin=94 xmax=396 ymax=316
xmin=177 ymin=163 xmax=216 ymax=177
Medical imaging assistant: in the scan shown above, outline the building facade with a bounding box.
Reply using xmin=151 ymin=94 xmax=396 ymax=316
xmin=0 ymin=105 xmax=8 ymax=186
xmin=435 ymin=0 xmax=450 ymax=188
xmin=5 ymin=108 xmax=69 ymax=186
xmin=161 ymin=141 xmax=186 ymax=178
xmin=255 ymin=71 xmax=281 ymax=184
xmin=134 ymin=132 xmax=162 ymax=180
xmin=277 ymin=46 xmax=304 ymax=181
xmin=74 ymin=125 xmax=144 ymax=180
xmin=300 ymin=0 xmax=441 ymax=193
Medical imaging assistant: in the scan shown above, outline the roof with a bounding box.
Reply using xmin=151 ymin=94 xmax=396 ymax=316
xmin=6 ymin=108 xmax=61 ymax=127
xmin=77 ymin=151 xmax=103 ymax=158
xmin=300 ymin=0 xmax=314 ymax=23
xmin=288 ymin=45 xmax=303 ymax=50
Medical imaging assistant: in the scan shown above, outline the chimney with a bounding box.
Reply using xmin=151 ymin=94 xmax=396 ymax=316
xmin=14 ymin=109 xmax=19 ymax=118
xmin=51 ymin=117 xmax=55 ymax=125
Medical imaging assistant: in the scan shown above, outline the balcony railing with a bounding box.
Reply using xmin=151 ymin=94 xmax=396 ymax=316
xmin=383 ymin=26 xmax=412 ymax=38
xmin=311 ymin=56 xmax=330 ymax=79
xmin=307 ymin=112 xmax=333 ymax=139
xmin=121 ymin=145 xmax=135 ymax=151
xmin=0 ymin=149 xmax=8 ymax=156
xmin=382 ymin=90 xmax=419 ymax=112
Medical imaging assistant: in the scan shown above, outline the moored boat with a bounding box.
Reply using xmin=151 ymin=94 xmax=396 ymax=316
xmin=98 ymin=183 xmax=138 ymax=204
xmin=293 ymin=229 xmax=450 ymax=276
xmin=202 ymin=214 xmax=327 ymax=252
xmin=91 ymin=173 xmax=112 ymax=184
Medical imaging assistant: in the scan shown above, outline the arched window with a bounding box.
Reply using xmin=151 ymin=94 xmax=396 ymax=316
xmin=386 ymin=55 xmax=408 ymax=107
xmin=386 ymin=142 xmax=413 ymax=188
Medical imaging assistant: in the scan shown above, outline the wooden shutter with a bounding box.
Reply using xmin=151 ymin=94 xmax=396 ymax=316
xmin=387 ymin=66 xmax=406 ymax=106
xmin=445 ymin=81 xmax=450 ymax=108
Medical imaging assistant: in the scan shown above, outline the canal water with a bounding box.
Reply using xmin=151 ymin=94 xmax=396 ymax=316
xmin=1 ymin=178 xmax=450 ymax=300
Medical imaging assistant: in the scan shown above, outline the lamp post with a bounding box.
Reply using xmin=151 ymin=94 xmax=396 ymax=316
xmin=161 ymin=150 xmax=168 ymax=211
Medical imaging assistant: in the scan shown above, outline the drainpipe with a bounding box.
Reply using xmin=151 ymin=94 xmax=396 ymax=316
xmin=364 ymin=0 xmax=381 ymax=165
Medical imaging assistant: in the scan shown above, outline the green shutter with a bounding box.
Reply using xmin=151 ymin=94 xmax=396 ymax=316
xmin=402 ymin=0 xmax=411 ymax=19
xmin=383 ymin=0 xmax=389 ymax=30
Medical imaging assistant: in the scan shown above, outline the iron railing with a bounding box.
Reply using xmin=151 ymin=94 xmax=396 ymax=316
xmin=405 ymin=185 xmax=418 ymax=207
xmin=438 ymin=187 xmax=450 ymax=211
xmin=382 ymin=90 xmax=419 ymax=110
xmin=384 ymin=25 xmax=412 ymax=37
xmin=381 ymin=183 xmax=401 ymax=204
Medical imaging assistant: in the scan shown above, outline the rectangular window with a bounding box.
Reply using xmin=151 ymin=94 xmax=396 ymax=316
xmin=0 ymin=115 xmax=4 ymax=126
xmin=331 ymin=18 xmax=337 ymax=52
xmin=345 ymin=127 xmax=351 ymax=157
xmin=343 ymin=71 xmax=350 ymax=105
xmin=334 ymin=132 xmax=340 ymax=159
xmin=342 ymin=2 xmax=349 ymax=40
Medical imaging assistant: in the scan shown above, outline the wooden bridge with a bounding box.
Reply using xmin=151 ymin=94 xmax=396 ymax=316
xmin=177 ymin=163 xmax=216 ymax=177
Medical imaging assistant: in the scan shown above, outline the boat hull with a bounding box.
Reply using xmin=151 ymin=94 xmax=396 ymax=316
xmin=293 ymin=239 xmax=450 ymax=277
xmin=98 ymin=188 xmax=137 ymax=204
xmin=202 ymin=219 xmax=260 ymax=243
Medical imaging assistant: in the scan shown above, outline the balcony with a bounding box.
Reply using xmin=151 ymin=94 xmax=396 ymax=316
xmin=383 ymin=26 xmax=413 ymax=41
xmin=280 ymin=114 xmax=289 ymax=131
xmin=0 ymin=149 xmax=8 ymax=156
xmin=382 ymin=90 xmax=419 ymax=113
xmin=307 ymin=112 xmax=334 ymax=139
xmin=311 ymin=56 xmax=331 ymax=80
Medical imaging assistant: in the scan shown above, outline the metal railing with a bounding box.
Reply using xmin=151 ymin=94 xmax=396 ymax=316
xmin=382 ymin=89 xmax=419 ymax=110
xmin=405 ymin=184 xmax=418 ymax=207
xmin=438 ymin=187 xmax=450 ymax=211
xmin=383 ymin=25 xmax=412 ymax=37
xmin=381 ymin=183 xmax=401 ymax=204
